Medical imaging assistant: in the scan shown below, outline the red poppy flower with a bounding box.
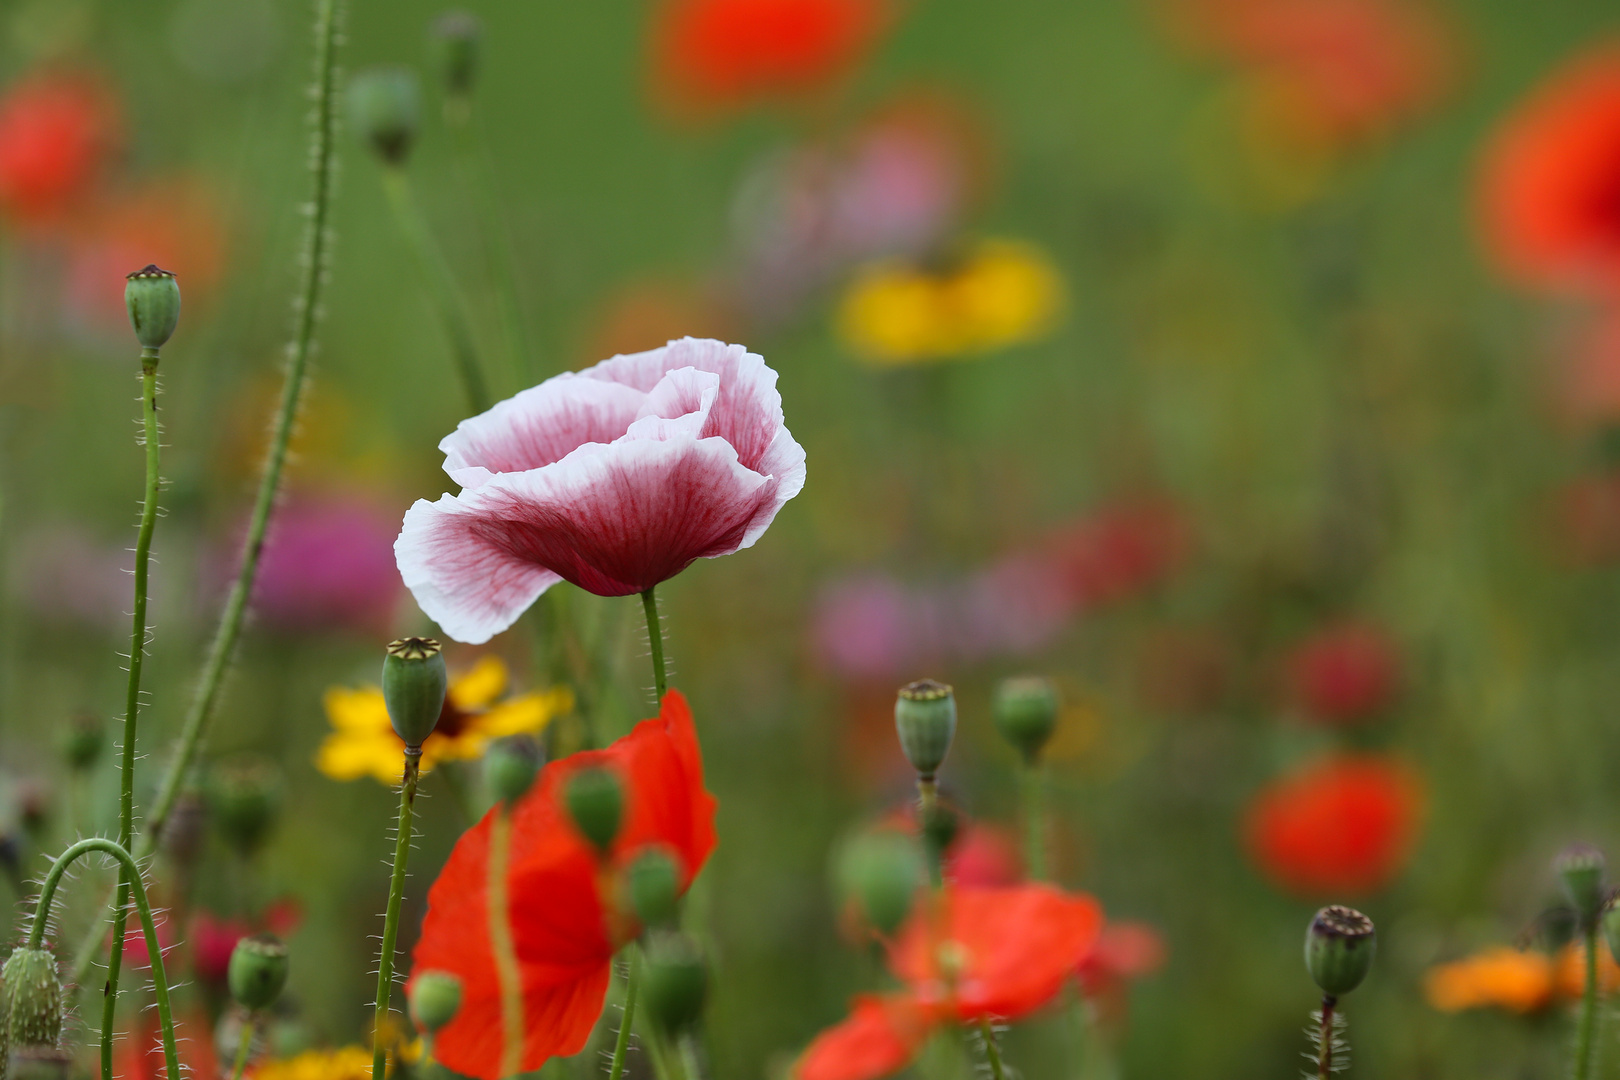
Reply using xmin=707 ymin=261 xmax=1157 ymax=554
xmin=116 ymin=1007 xmax=216 ymax=1080
xmin=1244 ymin=754 xmax=1423 ymax=896
xmin=189 ymin=898 xmax=303 ymax=985
xmin=1044 ymin=500 xmax=1189 ymax=608
xmin=1555 ymin=470 xmax=1620 ymax=565
xmin=651 ymin=0 xmax=893 ymax=114
xmin=1283 ymin=619 xmax=1401 ymax=724
xmin=409 ymin=690 xmax=716 ymax=1080
xmin=0 ymin=69 xmax=118 ymax=226
xmin=796 ymin=884 xmax=1103 ymax=1080
xmin=1075 ymin=920 xmax=1166 ymax=1030
xmin=1479 ymin=45 xmax=1620 ymax=295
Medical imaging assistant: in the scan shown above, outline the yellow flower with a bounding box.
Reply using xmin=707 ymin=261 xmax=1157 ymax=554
xmin=837 ymin=239 xmax=1064 ymax=365
xmin=317 ymin=655 xmax=572 ymax=785
xmin=250 ymin=1046 xmax=374 ymax=1080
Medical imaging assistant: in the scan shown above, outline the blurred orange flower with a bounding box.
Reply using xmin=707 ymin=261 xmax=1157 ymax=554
xmin=1479 ymin=45 xmax=1620 ymax=296
xmin=651 ymin=0 xmax=895 ymax=115
xmin=1425 ymin=942 xmax=1620 ymax=1014
xmin=0 ymin=69 xmax=119 ymax=227
xmin=1244 ymin=754 xmax=1423 ymax=896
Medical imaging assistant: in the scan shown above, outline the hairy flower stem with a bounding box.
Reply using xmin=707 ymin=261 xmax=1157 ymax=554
xmin=1020 ymin=762 xmax=1047 ymax=881
xmin=100 ymin=349 xmax=163 ymax=1078
xmin=1317 ymin=994 xmax=1337 ymax=1080
xmin=72 ymin=0 xmax=346 ymax=990
xmin=641 ymin=587 xmax=667 ymax=702
xmin=380 ymin=166 xmax=490 ymax=414
xmin=917 ymin=777 xmax=943 ymax=888
xmin=607 ymin=946 xmax=642 ymax=1080
xmin=372 ymin=750 xmax=423 ymax=1080
xmin=977 ymin=1020 xmax=1008 ymax=1080
xmin=446 ymin=103 xmax=532 ymax=384
xmin=229 ymin=1016 xmax=257 ymax=1080
xmin=32 ymin=838 xmax=180 ymax=1080
xmin=488 ymin=807 xmax=523 ymax=1079
xmin=1574 ymin=927 xmax=1600 ymax=1080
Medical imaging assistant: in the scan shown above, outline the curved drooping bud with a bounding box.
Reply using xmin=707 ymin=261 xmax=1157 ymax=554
xmin=382 ymin=637 xmax=448 ymax=749
xmin=894 ymin=680 xmax=955 ymax=779
xmin=3 ymin=947 xmax=63 ymax=1049
xmin=1305 ymin=905 xmax=1376 ymax=997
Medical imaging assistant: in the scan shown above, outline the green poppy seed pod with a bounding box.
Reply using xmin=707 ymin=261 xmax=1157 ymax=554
xmin=836 ymin=831 xmax=924 ymax=937
xmin=565 ymin=766 xmax=624 ymax=855
xmin=3 ymin=948 xmax=62 ymax=1049
xmin=1558 ymin=844 xmax=1607 ymax=927
xmin=894 ymin=680 xmax=956 ymax=779
xmin=227 ymin=935 xmax=289 ymax=1012
xmin=382 ymin=637 xmax=448 ymax=749
xmin=124 ymin=265 xmax=181 ymax=350
xmin=625 ymin=847 xmax=681 ymax=930
xmin=641 ymin=934 xmax=708 ymax=1034
xmin=1305 ymin=905 xmax=1376 ymax=997
xmin=62 ymin=713 xmax=105 ymax=771
xmin=992 ymin=676 xmax=1059 ymax=764
xmin=409 ymin=970 xmax=462 ymax=1034
xmin=207 ymin=758 xmax=283 ymax=856
xmin=348 ymin=67 xmax=421 ymax=166
xmin=485 ymin=735 xmax=543 ymax=805
xmin=430 ymin=12 xmax=482 ymax=97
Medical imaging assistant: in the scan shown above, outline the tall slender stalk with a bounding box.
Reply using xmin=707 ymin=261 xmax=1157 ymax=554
xmin=1019 ymin=762 xmax=1046 ymax=882
xmin=100 ymin=346 xmax=163 ymax=1079
xmin=71 ymin=0 xmax=346 ymax=988
xmin=641 ymin=587 xmax=667 ymax=703
xmin=31 ymin=838 xmax=180 ymax=1080
xmin=229 ymin=1016 xmax=258 ymax=1080
xmin=977 ymin=1020 xmax=1008 ymax=1080
xmin=607 ymin=946 xmax=642 ymax=1080
xmin=1574 ymin=929 xmax=1600 ymax=1080
xmin=380 ymin=166 xmax=490 ymax=413
xmin=372 ymin=750 xmax=423 ymax=1080
xmin=1316 ymin=995 xmax=1338 ymax=1080
xmin=488 ymin=807 xmax=523 ymax=1079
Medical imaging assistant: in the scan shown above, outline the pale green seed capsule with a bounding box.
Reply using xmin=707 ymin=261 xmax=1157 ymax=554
xmin=348 ymin=67 xmax=421 ymax=165
xmin=228 ymin=935 xmax=289 ymax=1011
xmin=625 ymin=847 xmax=681 ymax=930
xmin=835 ymin=830 xmax=924 ymax=937
xmin=992 ymin=675 xmax=1059 ymax=764
xmin=1558 ymin=844 xmax=1607 ymax=928
xmin=1305 ymin=905 xmax=1376 ymax=997
xmin=125 ymin=265 xmax=181 ymax=350
xmin=894 ymin=680 xmax=955 ymax=779
xmin=382 ymin=637 xmax=448 ymax=749
xmin=565 ymin=767 xmax=623 ymax=855
xmin=409 ymin=970 xmax=462 ymax=1034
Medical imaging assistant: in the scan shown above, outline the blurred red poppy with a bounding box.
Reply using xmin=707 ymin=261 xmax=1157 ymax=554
xmin=1479 ymin=45 xmax=1620 ymax=295
xmin=1244 ymin=754 xmax=1423 ymax=896
xmin=1283 ymin=619 xmax=1401 ymax=724
xmin=651 ymin=0 xmax=894 ymax=115
xmin=189 ymin=899 xmax=303 ymax=985
xmin=115 ymin=1007 xmax=216 ymax=1080
xmin=0 ymin=69 xmax=119 ymax=227
xmin=409 ymin=690 xmax=716 ymax=1080
xmin=1554 ymin=470 xmax=1620 ymax=565
xmin=797 ymin=884 xmax=1103 ymax=1080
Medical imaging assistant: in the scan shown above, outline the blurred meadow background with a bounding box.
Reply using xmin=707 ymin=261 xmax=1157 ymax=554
xmin=4 ymin=0 xmax=1620 ymax=1078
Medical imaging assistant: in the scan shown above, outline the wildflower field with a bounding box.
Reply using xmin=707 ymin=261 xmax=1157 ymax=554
xmin=2 ymin=2 xmax=1620 ymax=1080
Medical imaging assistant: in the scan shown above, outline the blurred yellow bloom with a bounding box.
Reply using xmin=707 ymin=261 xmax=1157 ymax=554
xmin=837 ymin=239 xmax=1064 ymax=365
xmin=317 ymin=655 xmax=572 ymax=785
xmin=1424 ymin=942 xmax=1620 ymax=1015
xmin=251 ymin=1046 xmax=373 ymax=1080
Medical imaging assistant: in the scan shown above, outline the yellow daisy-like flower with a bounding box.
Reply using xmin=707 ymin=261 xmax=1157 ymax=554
xmin=837 ymin=238 xmax=1065 ymax=365
xmin=317 ymin=655 xmax=572 ymax=785
xmin=250 ymin=1046 xmax=374 ymax=1080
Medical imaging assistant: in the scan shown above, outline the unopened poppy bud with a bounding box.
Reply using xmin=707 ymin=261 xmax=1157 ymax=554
xmin=62 ymin=713 xmax=104 ymax=771
xmin=3 ymin=947 xmax=63 ymax=1049
xmin=7 ymin=1049 xmax=69 ymax=1080
xmin=894 ymin=680 xmax=955 ymax=779
xmin=1305 ymin=905 xmax=1375 ymax=996
xmin=124 ymin=265 xmax=181 ymax=350
xmin=992 ymin=676 xmax=1059 ymax=764
xmin=409 ymin=970 xmax=462 ymax=1034
xmin=228 ymin=935 xmax=289 ymax=1012
xmin=207 ymin=759 xmax=282 ymax=856
xmin=625 ymin=847 xmax=681 ymax=929
xmin=382 ymin=637 xmax=448 ymax=749
xmin=348 ymin=67 xmax=421 ymax=166
xmin=429 ymin=12 xmax=482 ymax=97
xmin=641 ymin=934 xmax=708 ymax=1034
xmin=565 ymin=766 xmax=623 ymax=854
xmin=836 ymin=831 xmax=924 ymax=937
xmin=1558 ymin=844 xmax=1607 ymax=927
xmin=485 ymin=735 xmax=542 ymax=805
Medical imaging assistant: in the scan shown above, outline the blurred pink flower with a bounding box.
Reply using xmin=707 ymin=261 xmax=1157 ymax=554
xmin=398 ymin=338 xmax=806 ymax=643
xmin=9 ymin=525 xmax=165 ymax=632
xmin=248 ymin=493 xmax=402 ymax=637
xmin=189 ymin=899 xmax=302 ymax=985
xmin=1282 ymin=618 xmax=1402 ymax=724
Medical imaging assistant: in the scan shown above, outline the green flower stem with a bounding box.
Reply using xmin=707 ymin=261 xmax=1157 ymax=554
xmin=607 ymin=946 xmax=642 ymax=1080
xmin=229 ymin=1015 xmax=258 ymax=1080
xmin=1020 ymin=761 xmax=1047 ymax=881
xmin=373 ymin=750 xmax=423 ymax=1080
xmin=1574 ymin=927 xmax=1600 ymax=1080
xmin=380 ymin=166 xmax=490 ymax=414
xmin=100 ymin=349 xmax=164 ymax=1080
xmin=31 ymin=838 xmax=180 ymax=1080
xmin=977 ymin=1020 xmax=1007 ymax=1080
xmin=677 ymin=1034 xmax=707 ymax=1080
xmin=487 ymin=806 xmax=523 ymax=1080
xmin=1317 ymin=994 xmax=1337 ymax=1080
xmin=917 ymin=777 xmax=943 ymax=888
xmin=641 ymin=587 xmax=667 ymax=702
xmin=70 ymin=0 xmax=345 ymax=990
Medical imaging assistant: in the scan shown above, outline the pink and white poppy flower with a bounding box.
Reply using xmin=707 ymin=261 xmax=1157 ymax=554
xmin=396 ymin=337 xmax=807 ymax=644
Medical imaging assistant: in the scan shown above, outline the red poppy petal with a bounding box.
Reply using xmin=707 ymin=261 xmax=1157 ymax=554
xmin=795 ymin=996 xmax=931 ymax=1080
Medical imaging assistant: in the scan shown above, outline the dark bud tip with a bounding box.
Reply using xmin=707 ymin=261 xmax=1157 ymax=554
xmin=1558 ymin=843 xmax=1608 ymax=927
xmin=409 ymin=970 xmax=463 ymax=1034
xmin=348 ymin=66 xmax=422 ymax=166
xmin=382 ymin=637 xmax=448 ymax=749
xmin=485 ymin=735 xmax=543 ymax=805
xmin=625 ymin=846 xmax=682 ymax=930
xmin=992 ymin=675 xmax=1059 ymax=764
xmin=3 ymin=947 xmax=63 ymax=1049
xmin=1305 ymin=905 xmax=1376 ymax=996
xmin=641 ymin=933 xmax=708 ymax=1034
xmin=565 ymin=766 xmax=624 ymax=855
xmin=124 ymin=265 xmax=181 ymax=350
xmin=835 ymin=830 xmax=924 ymax=937
xmin=228 ymin=934 xmax=290 ymax=1012
xmin=894 ymin=679 xmax=956 ymax=778
xmin=430 ymin=11 xmax=482 ymax=97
